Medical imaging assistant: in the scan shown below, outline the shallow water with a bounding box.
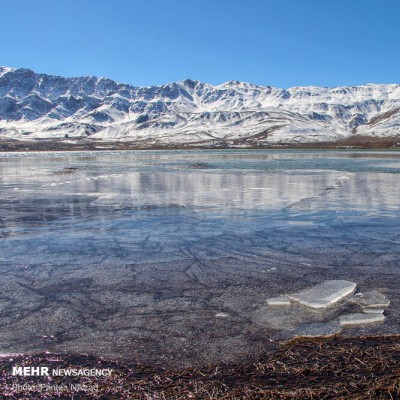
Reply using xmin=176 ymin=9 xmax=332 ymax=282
xmin=1 ymin=149 xmax=400 ymax=367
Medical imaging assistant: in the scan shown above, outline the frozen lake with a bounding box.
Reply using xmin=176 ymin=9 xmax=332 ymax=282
xmin=1 ymin=149 xmax=400 ymax=367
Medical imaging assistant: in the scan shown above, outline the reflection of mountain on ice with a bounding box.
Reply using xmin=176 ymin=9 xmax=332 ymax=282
xmin=2 ymin=66 xmax=400 ymax=144
xmin=3 ymin=153 xmax=400 ymax=228
xmin=67 ymin=171 xmax=400 ymax=212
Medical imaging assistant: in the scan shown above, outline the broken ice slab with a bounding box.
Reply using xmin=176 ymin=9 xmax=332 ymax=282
xmin=339 ymin=312 xmax=385 ymax=326
xmin=266 ymin=296 xmax=291 ymax=306
xmin=271 ymin=322 xmax=342 ymax=342
xmin=291 ymin=322 xmax=342 ymax=338
xmin=357 ymin=290 xmax=390 ymax=309
xmin=215 ymin=313 xmax=229 ymax=318
xmin=362 ymin=308 xmax=385 ymax=314
xmin=287 ymin=280 xmax=357 ymax=309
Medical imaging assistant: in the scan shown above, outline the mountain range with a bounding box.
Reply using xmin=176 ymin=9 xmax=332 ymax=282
xmin=1 ymin=66 xmax=400 ymax=147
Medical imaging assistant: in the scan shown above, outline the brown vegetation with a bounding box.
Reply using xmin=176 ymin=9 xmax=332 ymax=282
xmin=1 ymin=335 xmax=400 ymax=399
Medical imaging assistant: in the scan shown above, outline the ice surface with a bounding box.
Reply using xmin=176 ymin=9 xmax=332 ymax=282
xmin=340 ymin=313 xmax=385 ymax=326
xmin=215 ymin=313 xmax=230 ymax=318
xmin=267 ymin=296 xmax=291 ymax=306
xmin=264 ymin=281 xmax=390 ymax=335
xmin=357 ymin=290 xmax=390 ymax=309
xmin=287 ymin=280 xmax=356 ymax=309
xmin=291 ymin=322 xmax=342 ymax=338
xmin=1 ymin=150 xmax=400 ymax=367
xmin=362 ymin=308 xmax=385 ymax=314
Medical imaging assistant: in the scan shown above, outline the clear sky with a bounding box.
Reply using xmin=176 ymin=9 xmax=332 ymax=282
xmin=1 ymin=0 xmax=400 ymax=88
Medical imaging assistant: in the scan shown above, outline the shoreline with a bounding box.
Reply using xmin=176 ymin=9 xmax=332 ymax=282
xmin=1 ymin=335 xmax=399 ymax=399
xmin=1 ymin=135 xmax=400 ymax=152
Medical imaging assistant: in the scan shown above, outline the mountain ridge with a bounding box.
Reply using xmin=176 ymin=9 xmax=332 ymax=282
xmin=1 ymin=66 xmax=400 ymax=146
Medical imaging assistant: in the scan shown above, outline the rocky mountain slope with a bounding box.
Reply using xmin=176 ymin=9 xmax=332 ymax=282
xmin=1 ymin=66 xmax=400 ymax=146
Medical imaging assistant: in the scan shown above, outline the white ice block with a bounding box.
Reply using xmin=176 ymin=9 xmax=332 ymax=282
xmin=340 ymin=312 xmax=385 ymax=326
xmin=287 ymin=280 xmax=356 ymax=309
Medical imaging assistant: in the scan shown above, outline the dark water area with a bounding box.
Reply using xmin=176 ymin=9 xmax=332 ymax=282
xmin=1 ymin=149 xmax=400 ymax=368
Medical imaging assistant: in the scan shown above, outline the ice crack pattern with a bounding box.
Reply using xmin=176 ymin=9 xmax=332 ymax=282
xmin=1 ymin=150 xmax=400 ymax=368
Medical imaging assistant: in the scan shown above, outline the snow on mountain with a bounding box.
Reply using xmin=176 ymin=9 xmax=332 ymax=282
xmin=1 ymin=67 xmax=400 ymax=145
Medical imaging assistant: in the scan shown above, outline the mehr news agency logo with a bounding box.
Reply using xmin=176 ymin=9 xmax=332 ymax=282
xmin=10 ymin=365 xmax=113 ymax=394
xmin=12 ymin=365 xmax=113 ymax=377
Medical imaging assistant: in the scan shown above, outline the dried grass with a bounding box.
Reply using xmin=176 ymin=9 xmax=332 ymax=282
xmin=1 ymin=335 xmax=400 ymax=399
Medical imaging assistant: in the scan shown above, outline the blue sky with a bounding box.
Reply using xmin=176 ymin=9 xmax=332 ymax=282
xmin=1 ymin=0 xmax=399 ymax=88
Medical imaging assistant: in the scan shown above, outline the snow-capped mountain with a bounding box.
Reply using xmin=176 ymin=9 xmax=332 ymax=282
xmin=1 ymin=66 xmax=400 ymax=146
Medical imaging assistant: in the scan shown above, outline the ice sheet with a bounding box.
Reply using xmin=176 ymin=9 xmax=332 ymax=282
xmin=1 ymin=150 xmax=400 ymax=367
